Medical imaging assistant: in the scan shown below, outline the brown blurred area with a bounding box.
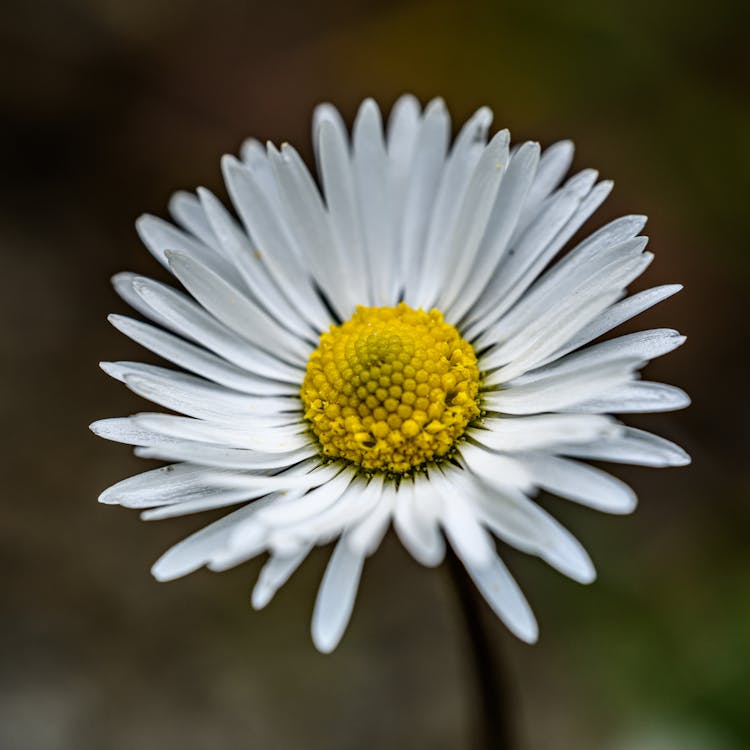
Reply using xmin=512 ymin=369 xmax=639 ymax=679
xmin=1 ymin=1 xmax=748 ymax=748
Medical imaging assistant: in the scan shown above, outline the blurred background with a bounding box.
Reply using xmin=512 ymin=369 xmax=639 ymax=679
xmin=1 ymin=0 xmax=748 ymax=748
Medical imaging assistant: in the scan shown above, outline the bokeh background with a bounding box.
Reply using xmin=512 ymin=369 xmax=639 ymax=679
xmin=2 ymin=1 xmax=748 ymax=748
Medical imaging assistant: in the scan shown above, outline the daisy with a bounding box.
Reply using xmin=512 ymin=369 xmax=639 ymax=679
xmin=92 ymin=95 xmax=690 ymax=653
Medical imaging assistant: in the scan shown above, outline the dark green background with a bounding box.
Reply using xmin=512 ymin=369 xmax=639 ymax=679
xmin=1 ymin=1 xmax=748 ymax=748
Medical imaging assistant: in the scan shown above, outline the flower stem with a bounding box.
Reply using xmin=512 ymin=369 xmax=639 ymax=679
xmin=447 ymin=548 xmax=515 ymax=750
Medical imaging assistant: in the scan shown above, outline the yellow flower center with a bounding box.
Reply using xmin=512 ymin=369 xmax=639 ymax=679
xmin=300 ymin=302 xmax=481 ymax=474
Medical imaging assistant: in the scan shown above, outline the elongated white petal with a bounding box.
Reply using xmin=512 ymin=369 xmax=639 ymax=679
xmin=449 ymin=529 xmax=538 ymax=643
xmin=515 ymin=329 xmax=686 ymax=385
xmin=458 ymin=443 xmax=534 ymax=489
xmin=315 ymin=118 xmax=370 ymax=304
xmin=221 ymin=155 xmax=332 ymax=330
xmin=105 ymin=362 xmax=300 ymax=424
xmin=140 ymin=489 xmax=258 ymax=520
xmin=484 ymin=358 xmax=642 ymax=415
xmin=437 ymin=474 xmax=495 ymax=568
xmin=386 ymin=94 xmax=422 ymax=268
xmin=90 ymin=416 xmax=167 ymax=447
xmin=133 ymin=413 xmax=306 ymax=453
xmin=112 ymin=272 xmax=173 ymax=330
xmin=252 ymin=546 xmax=313 ymax=609
xmin=270 ymin=143 xmax=355 ymax=319
xmin=196 ymin=187 xmax=315 ymax=338
xmin=546 ymin=284 xmax=683 ymax=363
xmin=108 ymin=314 xmax=297 ymax=396
xmin=485 ymin=290 xmax=623 ymax=383
xmin=515 ymin=453 xmax=637 ymax=513
xmin=352 ymin=98 xmax=394 ymax=305
xmin=449 ymin=141 xmax=540 ymax=322
xmin=514 ymin=139 xmax=574 ymax=236
xmin=311 ymin=537 xmax=365 ymax=653
xmin=470 ymin=414 xmax=620 ymax=453
xmin=558 ymin=426 xmax=691 ymax=467
xmin=168 ymin=190 xmax=217 ymax=246
xmin=475 ymin=170 xmax=600 ymax=327
xmin=134 ymin=440 xmax=314 ymax=470
xmin=151 ymin=504 xmax=259 ymax=581
xmin=431 ymin=129 xmax=510 ymax=311
xmin=399 ymin=98 xmax=451 ymax=297
xmin=135 ymin=214 xmax=235 ymax=283
xmin=98 ymin=463 xmax=235 ymax=508
xmin=412 ymin=114 xmax=500 ymax=309
xmin=346 ymin=481 xmax=396 ymax=557
xmin=166 ymin=250 xmax=310 ymax=364
xmin=255 ymin=467 xmax=356 ymax=525
xmin=393 ymin=479 xmax=445 ymax=567
xmin=461 ymin=473 xmax=596 ymax=582
xmin=131 ymin=275 xmax=303 ymax=382
xmin=565 ymin=381 xmax=691 ymax=414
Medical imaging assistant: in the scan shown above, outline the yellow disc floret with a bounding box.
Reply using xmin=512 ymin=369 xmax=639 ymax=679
xmin=300 ymin=302 xmax=481 ymax=474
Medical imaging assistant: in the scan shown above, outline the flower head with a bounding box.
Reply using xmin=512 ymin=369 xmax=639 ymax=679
xmin=92 ymin=95 xmax=690 ymax=652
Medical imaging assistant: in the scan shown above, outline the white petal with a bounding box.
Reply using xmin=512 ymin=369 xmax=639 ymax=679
xmin=472 ymin=170 xmax=600 ymax=328
xmin=449 ymin=531 xmax=538 ymax=643
xmin=252 ymin=546 xmax=313 ymax=609
xmin=166 ymin=250 xmax=310 ymax=365
xmin=458 ymin=442 xmax=534 ymax=489
xmin=565 ymin=381 xmax=691 ymax=413
xmin=462 ymin=474 xmax=596 ymax=582
xmin=447 ymin=140 xmax=540 ymax=322
xmin=269 ymin=143 xmax=356 ymax=319
xmin=437 ymin=473 xmax=495 ymax=568
xmin=484 ymin=289 xmax=623 ymax=383
xmin=484 ymin=358 xmax=642 ymax=415
xmin=131 ymin=275 xmax=303 ymax=382
xmin=399 ymin=98 xmax=451 ymax=297
xmin=105 ymin=361 xmax=300 ymax=424
xmin=136 ymin=214 xmax=235 ymax=283
xmin=151 ymin=503 xmax=258 ymax=581
xmin=550 ymin=284 xmax=683 ymax=362
xmin=168 ymin=190 xmax=217 ymax=246
xmin=311 ymin=103 xmax=347 ymax=173
xmin=112 ymin=272 xmax=173 ymax=330
xmin=515 ymin=329 xmax=686 ymax=385
xmin=135 ymin=440 xmax=314 ymax=470
xmin=221 ymin=155 xmax=332 ymax=330
xmin=516 ymin=453 xmax=637 ymax=513
xmin=470 ymin=414 xmax=620 ymax=453
xmin=434 ymin=130 xmax=510 ymax=312
xmin=108 ymin=314 xmax=296 ymax=396
xmin=315 ymin=117 xmax=370 ymax=305
xmin=90 ymin=416 xmax=167 ymax=447
xmin=140 ymin=489 xmax=258 ymax=520
xmin=393 ymin=478 xmax=445 ymax=567
xmin=97 ymin=462 xmax=234 ymax=508
xmin=311 ymin=537 xmax=365 ymax=653
xmin=514 ymin=139 xmax=574 ymax=236
xmin=410 ymin=108 xmax=498 ymax=309
xmin=352 ymin=98 xmax=394 ymax=305
xmin=283 ymin=477 xmax=382 ymax=544
xmin=558 ymin=426 xmax=691 ymax=467
xmin=255 ymin=467 xmax=356 ymax=525
xmin=474 ymin=235 xmax=650 ymax=348
xmin=345 ymin=479 xmax=394 ymax=556
xmin=386 ymin=94 xmax=422 ymax=263
xmin=196 ymin=187 xmax=315 ymax=338
xmin=132 ymin=413 xmax=307 ymax=453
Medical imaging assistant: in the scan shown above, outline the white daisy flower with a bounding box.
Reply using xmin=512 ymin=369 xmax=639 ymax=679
xmin=92 ymin=95 xmax=690 ymax=653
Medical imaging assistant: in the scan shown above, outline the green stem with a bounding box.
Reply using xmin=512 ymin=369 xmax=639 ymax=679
xmin=447 ymin=548 xmax=515 ymax=750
